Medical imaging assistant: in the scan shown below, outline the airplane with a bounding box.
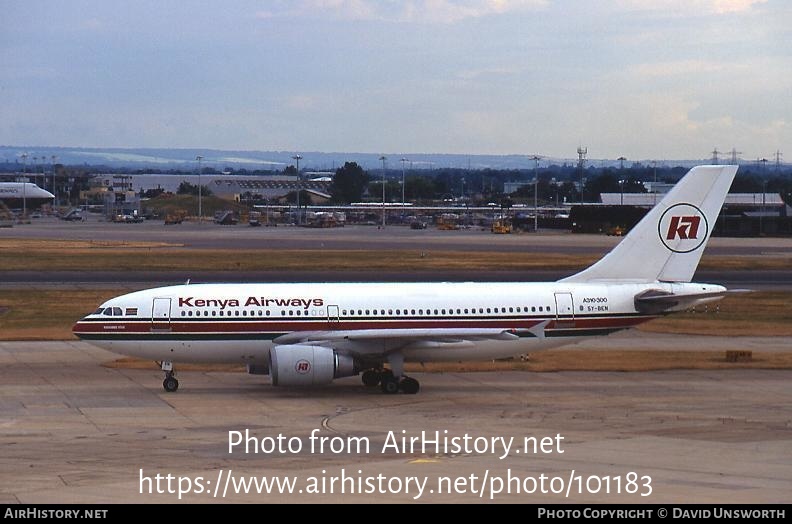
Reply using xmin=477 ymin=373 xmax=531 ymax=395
xmin=73 ymin=165 xmax=738 ymax=395
xmin=0 ymin=182 xmax=55 ymax=209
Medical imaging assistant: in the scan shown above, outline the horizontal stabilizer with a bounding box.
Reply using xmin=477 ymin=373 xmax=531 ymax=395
xmin=635 ymin=288 xmax=749 ymax=313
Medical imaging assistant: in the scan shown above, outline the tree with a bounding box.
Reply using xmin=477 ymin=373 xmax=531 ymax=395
xmin=176 ymin=181 xmax=212 ymax=197
xmin=404 ymin=175 xmax=436 ymax=201
xmin=330 ymin=162 xmax=368 ymax=203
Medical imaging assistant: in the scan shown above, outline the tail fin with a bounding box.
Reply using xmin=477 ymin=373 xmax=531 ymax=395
xmin=561 ymin=165 xmax=737 ymax=284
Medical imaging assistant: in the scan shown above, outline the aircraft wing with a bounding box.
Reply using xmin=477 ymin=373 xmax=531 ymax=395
xmin=273 ymin=323 xmax=549 ymax=346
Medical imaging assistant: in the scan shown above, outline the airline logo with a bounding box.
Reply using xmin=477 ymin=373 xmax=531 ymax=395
xmin=666 ymin=215 xmax=701 ymax=240
xmin=178 ymin=296 xmax=324 ymax=310
xmin=295 ymin=360 xmax=311 ymax=374
xmin=658 ymin=203 xmax=709 ymax=253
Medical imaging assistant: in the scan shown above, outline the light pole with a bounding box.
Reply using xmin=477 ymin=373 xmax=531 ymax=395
xmin=618 ymin=156 xmax=627 ymax=206
xmin=400 ymin=157 xmax=408 ymax=208
xmin=196 ymin=155 xmax=203 ymax=224
xmin=379 ymin=155 xmax=387 ymax=227
xmin=530 ymin=155 xmax=541 ymax=231
xmin=760 ymin=179 xmax=767 ymax=236
xmin=292 ymin=154 xmax=302 ymax=225
xmin=51 ymin=155 xmax=57 ymax=205
xmin=652 ymin=160 xmax=658 ymax=205
xmin=21 ymin=153 xmax=27 ymax=219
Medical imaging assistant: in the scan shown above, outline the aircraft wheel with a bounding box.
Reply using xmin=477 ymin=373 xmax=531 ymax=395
xmin=163 ymin=376 xmax=179 ymax=392
xmin=361 ymin=370 xmax=380 ymax=387
xmin=399 ymin=377 xmax=420 ymax=395
xmin=380 ymin=376 xmax=400 ymax=394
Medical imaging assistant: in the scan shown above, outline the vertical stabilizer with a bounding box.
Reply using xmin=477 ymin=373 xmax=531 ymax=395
xmin=560 ymin=165 xmax=737 ymax=283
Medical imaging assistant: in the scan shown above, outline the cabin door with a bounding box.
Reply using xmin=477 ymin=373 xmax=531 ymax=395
xmin=554 ymin=292 xmax=575 ymax=328
xmin=151 ymin=298 xmax=172 ymax=331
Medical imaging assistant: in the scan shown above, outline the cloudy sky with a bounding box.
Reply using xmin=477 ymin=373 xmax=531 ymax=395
xmin=2 ymin=0 xmax=790 ymax=159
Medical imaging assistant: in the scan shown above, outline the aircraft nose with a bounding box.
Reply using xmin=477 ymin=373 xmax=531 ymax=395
xmin=72 ymin=316 xmax=89 ymax=339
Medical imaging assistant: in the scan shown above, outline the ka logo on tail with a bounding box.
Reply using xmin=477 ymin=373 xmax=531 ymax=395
xmin=658 ymin=203 xmax=709 ymax=253
xmin=666 ymin=215 xmax=701 ymax=240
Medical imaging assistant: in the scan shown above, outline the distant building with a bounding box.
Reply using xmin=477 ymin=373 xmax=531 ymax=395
xmin=504 ymin=181 xmax=532 ymax=194
xmin=210 ymin=177 xmax=332 ymax=201
xmin=600 ymin=192 xmax=785 ymax=209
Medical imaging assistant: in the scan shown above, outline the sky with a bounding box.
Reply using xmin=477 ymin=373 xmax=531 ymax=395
xmin=2 ymin=0 xmax=790 ymax=160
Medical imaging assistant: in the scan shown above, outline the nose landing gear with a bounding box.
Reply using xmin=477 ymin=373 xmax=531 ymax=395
xmin=160 ymin=361 xmax=179 ymax=392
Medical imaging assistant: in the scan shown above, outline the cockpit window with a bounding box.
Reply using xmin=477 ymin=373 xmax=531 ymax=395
xmin=112 ymin=307 xmax=122 ymax=316
xmin=94 ymin=308 xmax=106 ymax=315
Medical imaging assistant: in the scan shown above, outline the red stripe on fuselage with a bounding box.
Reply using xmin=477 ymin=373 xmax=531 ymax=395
xmin=72 ymin=315 xmax=657 ymax=336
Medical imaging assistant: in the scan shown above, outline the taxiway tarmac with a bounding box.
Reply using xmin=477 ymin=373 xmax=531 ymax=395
xmin=6 ymin=219 xmax=792 ymax=256
xmin=1 ymin=336 xmax=790 ymax=503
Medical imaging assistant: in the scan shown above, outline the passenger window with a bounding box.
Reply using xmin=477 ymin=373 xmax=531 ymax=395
xmin=464 ymin=309 xmax=468 ymax=314
xmin=266 ymin=310 xmax=271 ymax=316
xmin=181 ymin=311 xmax=186 ymax=317
xmin=289 ymin=311 xmax=294 ymax=316
xmin=365 ymin=310 xmax=370 ymax=315
xmin=188 ymin=311 xmax=193 ymax=317
xmin=486 ymin=308 xmax=491 ymax=313
xmin=281 ymin=311 xmax=286 ymax=316
xmin=532 ymin=307 xmax=536 ymax=312
xmin=509 ymin=307 xmax=513 ymax=313
xmin=411 ymin=309 xmax=416 ymax=315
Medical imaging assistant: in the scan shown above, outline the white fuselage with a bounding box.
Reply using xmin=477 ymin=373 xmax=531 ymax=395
xmin=73 ymin=280 xmax=724 ymax=365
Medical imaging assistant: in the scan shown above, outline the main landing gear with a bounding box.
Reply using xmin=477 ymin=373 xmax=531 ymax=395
xmin=160 ymin=361 xmax=179 ymax=392
xmin=361 ymin=369 xmax=420 ymax=395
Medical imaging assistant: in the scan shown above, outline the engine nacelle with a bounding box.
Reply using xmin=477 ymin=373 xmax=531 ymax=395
xmin=269 ymin=345 xmax=357 ymax=386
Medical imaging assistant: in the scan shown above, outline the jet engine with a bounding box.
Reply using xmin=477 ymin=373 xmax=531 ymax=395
xmin=269 ymin=345 xmax=357 ymax=386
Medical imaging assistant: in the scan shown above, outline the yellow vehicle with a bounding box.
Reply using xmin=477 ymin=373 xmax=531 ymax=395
xmin=491 ymin=219 xmax=512 ymax=234
xmin=436 ymin=214 xmax=459 ymax=230
xmin=164 ymin=209 xmax=188 ymax=225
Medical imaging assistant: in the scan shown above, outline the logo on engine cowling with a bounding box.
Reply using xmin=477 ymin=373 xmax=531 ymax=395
xmin=295 ymin=360 xmax=311 ymax=374
xmin=658 ymin=203 xmax=709 ymax=253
